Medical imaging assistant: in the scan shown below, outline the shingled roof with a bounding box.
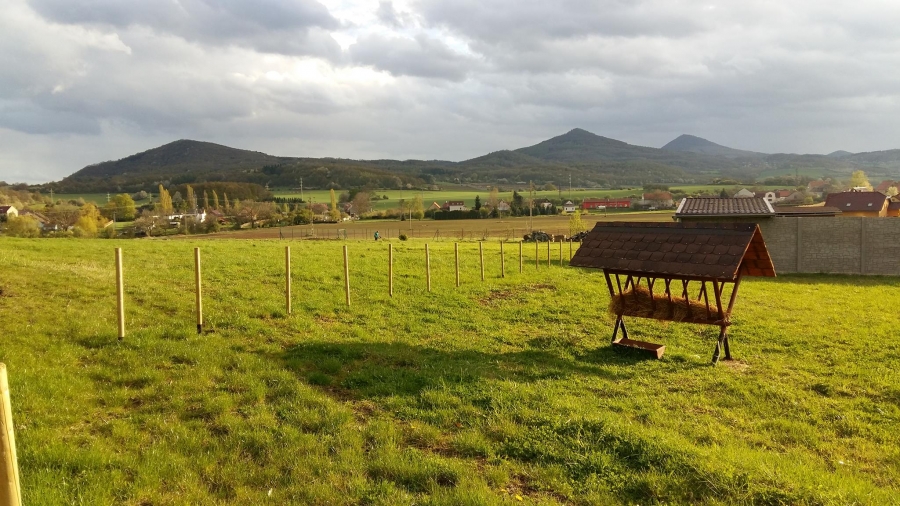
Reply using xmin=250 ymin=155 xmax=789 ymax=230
xmin=824 ymin=191 xmax=887 ymax=212
xmin=675 ymin=197 xmax=774 ymax=217
xmin=570 ymin=222 xmax=775 ymax=280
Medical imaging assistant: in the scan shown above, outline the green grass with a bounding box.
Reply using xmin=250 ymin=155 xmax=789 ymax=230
xmin=1 ymin=238 xmax=898 ymax=504
xmin=273 ymin=185 xmax=788 ymax=211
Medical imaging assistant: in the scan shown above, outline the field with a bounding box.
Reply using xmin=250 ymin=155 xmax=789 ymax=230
xmin=213 ymin=211 xmax=675 ymax=241
xmin=1 ymin=238 xmax=899 ymax=504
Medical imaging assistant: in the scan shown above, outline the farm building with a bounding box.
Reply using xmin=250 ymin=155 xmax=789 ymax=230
xmin=733 ymin=188 xmax=755 ymax=198
xmin=824 ymin=191 xmax=889 ymax=217
xmin=443 ymin=201 xmax=466 ymax=211
xmin=639 ymin=192 xmax=675 ymax=209
xmin=0 ymin=205 xmax=18 ymax=220
xmin=754 ymin=191 xmax=776 ymax=204
xmin=582 ymin=198 xmax=630 ymax=210
xmin=562 ymin=201 xmax=576 ymax=212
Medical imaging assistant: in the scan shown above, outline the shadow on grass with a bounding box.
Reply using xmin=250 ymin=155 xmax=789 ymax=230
xmin=269 ymin=340 xmax=665 ymax=402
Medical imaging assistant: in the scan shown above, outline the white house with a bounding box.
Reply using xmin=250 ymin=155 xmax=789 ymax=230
xmin=445 ymin=201 xmax=467 ymax=211
xmin=562 ymin=201 xmax=576 ymax=213
xmin=496 ymin=201 xmax=511 ymax=212
xmin=0 ymin=205 xmax=18 ymax=220
xmin=754 ymin=191 xmax=776 ymax=204
xmin=733 ymin=189 xmax=755 ymax=198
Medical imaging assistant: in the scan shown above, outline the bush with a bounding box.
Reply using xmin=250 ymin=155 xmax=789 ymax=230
xmin=3 ymin=216 xmax=41 ymax=238
xmin=399 ymin=234 xmax=408 ymax=241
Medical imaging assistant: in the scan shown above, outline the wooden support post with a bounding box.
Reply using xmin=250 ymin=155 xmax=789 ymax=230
xmin=115 ymin=247 xmax=125 ymax=340
xmin=194 ymin=247 xmax=203 ymax=334
xmin=535 ymin=241 xmax=539 ymax=269
xmin=500 ymin=241 xmax=505 ymax=278
xmin=454 ymin=243 xmax=460 ymax=287
xmin=0 ymin=364 xmax=22 ymax=506
xmin=479 ymin=242 xmax=485 ymax=281
xmin=547 ymin=240 xmax=551 ymax=267
xmin=519 ymin=242 xmax=523 ymax=273
xmin=559 ymin=241 xmax=562 ymax=266
xmin=285 ymin=246 xmax=292 ymax=315
xmin=343 ymin=245 xmax=351 ymax=306
xmin=389 ymin=243 xmax=394 ymax=297
xmin=569 ymin=240 xmax=573 ymax=261
xmin=425 ymin=243 xmax=431 ymax=292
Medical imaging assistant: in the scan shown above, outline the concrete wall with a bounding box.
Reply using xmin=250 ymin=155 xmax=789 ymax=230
xmin=759 ymin=217 xmax=900 ymax=275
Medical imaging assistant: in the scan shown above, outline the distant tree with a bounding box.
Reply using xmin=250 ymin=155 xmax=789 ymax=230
xmin=719 ymin=189 xmax=729 ymax=198
xmin=186 ymin=185 xmax=197 ymax=211
xmin=886 ymin=186 xmax=898 ymax=198
xmin=3 ymin=216 xmax=41 ymax=238
xmin=849 ymin=170 xmax=872 ymax=190
xmin=351 ymin=192 xmax=372 ymax=214
xmin=157 ymin=185 xmax=173 ymax=214
xmin=568 ymin=210 xmax=586 ymax=237
xmin=474 ymin=195 xmax=482 ymax=210
xmin=103 ymin=193 xmax=136 ymax=221
xmin=172 ymin=191 xmax=185 ymax=211
xmin=413 ymin=194 xmax=424 ymax=220
xmin=202 ymin=191 xmax=210 ymax=210
xmin=329 ymin=189 xmax=341 ymax=222
xmin=223 ymin=193 xmax=231 ymax=212
xmin=488 ymin=186 xmax=499 ymax=210
xmin=212 ymin=190 xmax=220 ymax=210
xmin=543 ymin=183 xmax=557 ymax=191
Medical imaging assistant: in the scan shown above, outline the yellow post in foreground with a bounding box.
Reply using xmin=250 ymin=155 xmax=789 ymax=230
xmin=389 ymin=243 xmax=394 ymax=297
xmin=194 ymin=247 xmax=203 ymax=334
xmin=285 ymin=246 xmax=292 ymax=315
xmin=343 ymin=245 xmax=351 ymax=306
xmin=0 ymin=364 xmax=22 ymax=506
xmin=479 ymin=242 xmax=485 ymax=282
xmin=454 ymin=243 xmax=460 ymax=287
xmin=425 ymin=243 xmax=432 ymax=292
xmin=115 ymin=247 xmax=125 ymax=340
xmin=500 ymin=241 xmax=505 ymax=278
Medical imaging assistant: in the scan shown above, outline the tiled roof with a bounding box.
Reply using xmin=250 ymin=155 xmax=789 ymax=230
xmin=875 ymin=180 xmax=898 ymax=193
xmin=888 ymin=201 xmax=900 ymax=211
xmin=675 ymin=198 xmax=774 ymax=217
xmin=570 ymin=222 xmax=776 ymax=280
xmin=824 ymin=191 xmax=887 ymax=212
xmin=0 ymin=206 xmax=12 ymax=213
xmin=773 ymin=206 xmax=841 ymax=216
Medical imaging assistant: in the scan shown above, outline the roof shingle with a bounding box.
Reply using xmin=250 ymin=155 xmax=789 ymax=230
xmin=675 ymin=197 xmax=774 ymax=217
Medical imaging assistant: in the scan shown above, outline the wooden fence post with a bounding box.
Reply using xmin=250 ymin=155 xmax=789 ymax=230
xmin=194 ymin=247 xmax=203 ymax=334
xmin=425 ymin=243 xmax=431 ymax=292
xmin=559 ymin=241 xmax=563 ymax=266
xmin=285 ymin=246 xmax=292 ymax=315
xmin=455 ymin=243 xmax=460 ymax=287
xmin=570 ymin=241 xmax=573 ymax=261
xmin=115 ymin=247 xmax=125 ymax=340
xmin=547 ymin=241 xmax=551 ymax=267
xmin=0 ymin=364 xmax=21 ymax=506
xmin=479 ymin=242 xmax=485 ymax=281
xmin=389 ymin=243 xmax=394 ymax=297
xmin=519 ymin=241 xmax=523 ymax=273
xmin=343 ymin=245 xmax=351 ymax=306
xmin=500 ymin=241 xmax=505 ymax=278
xmin=535 ymin=241 xmax=539 ymax=269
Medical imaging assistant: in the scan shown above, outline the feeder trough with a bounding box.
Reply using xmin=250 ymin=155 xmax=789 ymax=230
xmin=570 ymin=222 xmax=775 ymax=363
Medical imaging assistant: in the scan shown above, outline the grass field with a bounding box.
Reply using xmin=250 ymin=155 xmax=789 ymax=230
xmin=273 ymin=185 xmax=789 ymax=212
xmin=1 ymin=238 xmax=898 ymax=504
xmin=213 ymin=211 xmax=674 ymax=241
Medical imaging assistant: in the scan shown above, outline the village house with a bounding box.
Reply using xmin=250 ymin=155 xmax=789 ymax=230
xmin=582 ymin=198 xmax=630 ymax=210
xmin=807 ymin=180 xmax=827 ymax=197
xmin=887 ymin=201 xmax=900 ymax=217
xmin=733 ymin=188 xmax=755 ymax=198
xmin=674 ymin=197 xmax=775 ymax=222
xmin=754 ymin=191 xmax=776 ymax=204
xmin=875 ymin=180 xmax=900 ymax=195
xmin=0 ymin=205 xmax=18 ymax=221
xmin=496 ymin=201 xmax=511 ymax=212
xmin=534 ymin=198 xmax=554 ymax=210
xmin=824 ymin=191 xmax=889 ymax=217
xmin=562 ymin=201 xmax=576 ymax=213
xmin=443 ymin=201 xmax=467 ymax=211
xmin=640 ymin=191 xmax=675 ymax=209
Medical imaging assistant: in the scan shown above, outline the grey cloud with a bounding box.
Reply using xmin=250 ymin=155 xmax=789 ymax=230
xmin=27 ymin=0 xmax=342 ymax=58
xmin=349 ymin=34 xmax=475 ymax=81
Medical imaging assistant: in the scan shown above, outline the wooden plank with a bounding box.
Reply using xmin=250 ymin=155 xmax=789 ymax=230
xmin=614 ymin=339 xmax=665 ymax=359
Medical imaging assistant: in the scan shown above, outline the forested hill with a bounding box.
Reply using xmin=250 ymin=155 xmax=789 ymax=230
xmin=49 ymin=129 xmax=886 ymax=193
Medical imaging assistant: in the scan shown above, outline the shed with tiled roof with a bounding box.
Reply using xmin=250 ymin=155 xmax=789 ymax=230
xmin=674 ymin=197 xmax=774 ymax=222
xmin=571 ymin=221 xmax=775 ymax=363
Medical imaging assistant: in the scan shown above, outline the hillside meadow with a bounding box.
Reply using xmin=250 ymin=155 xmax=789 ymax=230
xmin=1 ymin=237 xmax=898 ymax=505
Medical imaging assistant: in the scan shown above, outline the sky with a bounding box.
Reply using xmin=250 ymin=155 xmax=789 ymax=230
xmin=2 ymin=0 xmax=900 ymax=184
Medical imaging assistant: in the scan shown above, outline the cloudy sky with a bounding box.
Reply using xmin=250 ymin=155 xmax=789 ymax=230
xmin=2 ymin=0 xmax=900 ymax=183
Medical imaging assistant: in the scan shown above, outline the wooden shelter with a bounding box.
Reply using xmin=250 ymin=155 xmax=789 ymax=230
xmin=570 ymin=222 xmax=775 ymax=363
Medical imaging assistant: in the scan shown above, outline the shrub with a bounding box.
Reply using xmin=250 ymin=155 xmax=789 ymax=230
xmin=399 ymin=234 xmax=408 ymax=241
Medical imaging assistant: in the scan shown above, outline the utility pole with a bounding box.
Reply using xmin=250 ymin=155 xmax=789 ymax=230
xmin=569 ymin=174 xmax=572 ymax=200
xmin=106 ymin=192 xmax=110 ymax=203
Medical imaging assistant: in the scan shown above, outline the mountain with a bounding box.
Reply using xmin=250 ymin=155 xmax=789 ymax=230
xmin=51 ymin=128 xmax=898 ymax=193
xmin=661 ymin=134 xmax=766 ymax=159
xmin=827 ymin=150 xmax=854 ymax=158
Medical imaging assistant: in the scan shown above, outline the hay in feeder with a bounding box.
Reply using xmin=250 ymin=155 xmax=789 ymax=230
xmin=609 ymin=286 xmax=724 ymax=323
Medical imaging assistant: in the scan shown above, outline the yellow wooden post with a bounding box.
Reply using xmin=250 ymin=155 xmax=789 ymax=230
xmin=343 ymin=245 xmax=351 ymax=306
xmin=425 ymin=243 xmax=431 ymax=292
xmin=194 ymin=247 xmax=203 ymax=334
xmin=285 ymin=246 xmax=291 ymax=315
xmin=389 ymin=243 xmax=394 ymax=297
xmin=500 ymin=241 xmax=505 ymax=278
xmin=479 ymin=242 xmax=485 ymax=282
xmin=519 ymin=241 xmax=523 ymax=273
xmin=115 ymin=248 xmax=125 ymax=340
xmin=0 ymin=364 xmax=21 ymax=506
xmin=547 ymin=240 xmax=551 ymax=267
xmin=535 ymin=241 xmax=539 ymax=269
xmin=455 ymin=243 xmax=460 ymax=287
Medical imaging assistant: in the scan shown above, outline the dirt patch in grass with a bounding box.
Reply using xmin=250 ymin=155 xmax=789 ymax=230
xmin=721 ymin=359 xmax=750 ymax=372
